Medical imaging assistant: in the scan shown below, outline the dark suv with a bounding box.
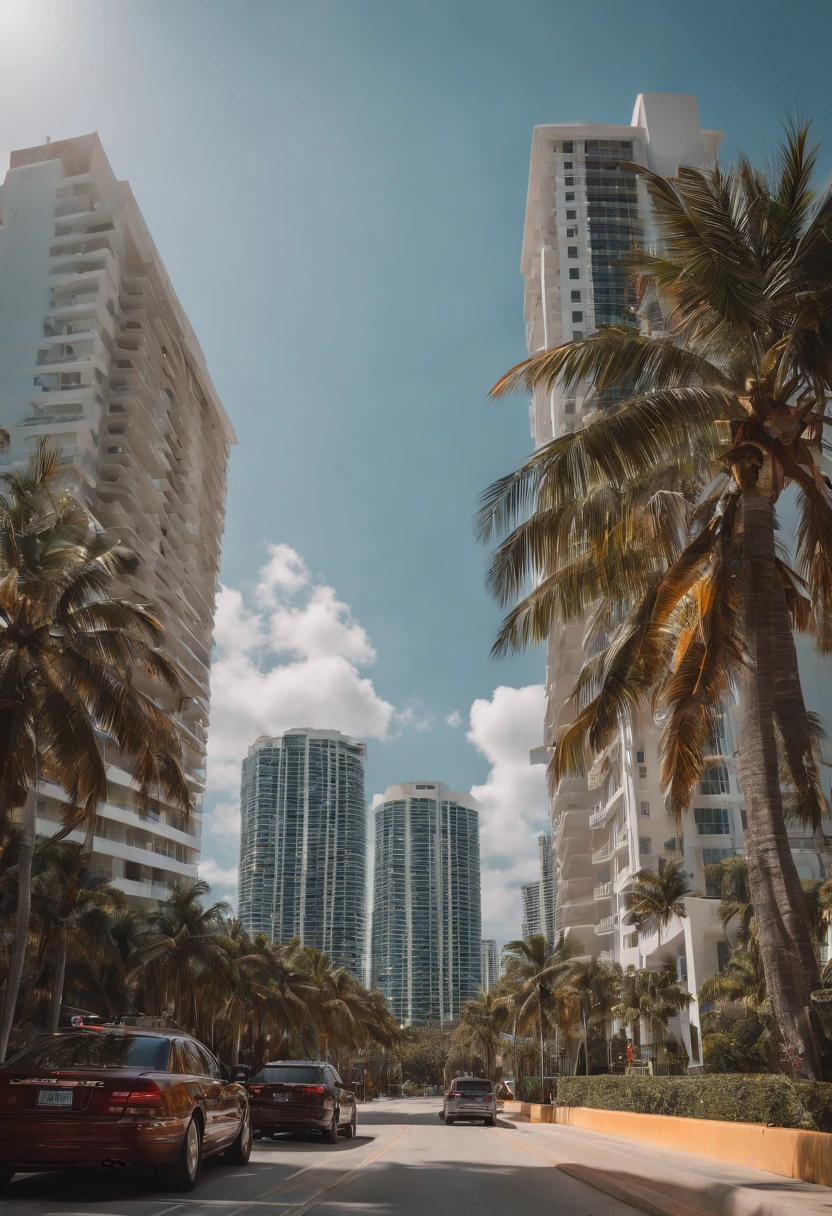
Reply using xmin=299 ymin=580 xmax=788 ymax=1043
xmin=246 ymin=1061 xmax=357 ymax=1143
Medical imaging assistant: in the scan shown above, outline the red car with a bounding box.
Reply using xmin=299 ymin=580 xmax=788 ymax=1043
xmin=0 ymin=1027 xmax=252 ymax=1193
xmin=247 ymin=1060 xmax=357 ymax=1142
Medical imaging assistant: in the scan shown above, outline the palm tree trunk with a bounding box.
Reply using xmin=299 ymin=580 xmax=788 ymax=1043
xmin=583 ymin=1008 xmax=590 ymax=1077
xmin=512 ymin=1012 xmax=518 ymax=1087
xmin=47 ymin=928 xmax=68 ymax=1034
xmin=0 ymin=789 xmax=37 ymax=1063
xmin=538 ymin=992 xmax=545 ymax=1101
xmin=736 ymin=493 xmax=824 ymax=1079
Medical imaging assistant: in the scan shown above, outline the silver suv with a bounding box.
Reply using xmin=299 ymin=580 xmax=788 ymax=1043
xmin=442 ymin=1077 xmax=496 ymax=1126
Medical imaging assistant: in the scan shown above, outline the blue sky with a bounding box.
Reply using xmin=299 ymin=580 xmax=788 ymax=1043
xmin=2 ymin=0 xmax=832 ymax=939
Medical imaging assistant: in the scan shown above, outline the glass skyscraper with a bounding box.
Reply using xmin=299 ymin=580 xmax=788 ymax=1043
xmin=237 ymin=728 xmax=367 ymax=978
xmin=371 ymin=782 xmax=482 ymax=1026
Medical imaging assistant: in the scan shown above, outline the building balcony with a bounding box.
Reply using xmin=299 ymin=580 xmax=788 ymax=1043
xmin=592 ymin=842 xmax=612 ymax=864
xmin=593 ymin=881 xmax=613 ymax=900
xmin=595 ymin=914 xmax=618 ymax=936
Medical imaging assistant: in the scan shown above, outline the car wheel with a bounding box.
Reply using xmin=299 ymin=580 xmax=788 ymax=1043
xmin=487 ymin=1115 xmax=496 ymax=1126
xmin=446 ymin=1116 xmax=455 ymax=1126
xmin=0 ymin=1170 xmax=14 ymax=1193
xmin=438 ymin=1109 xmax=446 ymax=1121
xmin=344 ymin=1106 xmax=357 ymax=1139
xmin=226 ymin=1105 xmax=253 ymax=1164
xmin=323 ymin=1109 xmax=339 ymax=1145
xmin=162 ymin=1116 xmax=202 ymax=1192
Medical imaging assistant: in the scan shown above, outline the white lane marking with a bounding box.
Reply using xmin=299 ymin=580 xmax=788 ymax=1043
xmin=281 ymin=1124 xmax=409 ymax=1216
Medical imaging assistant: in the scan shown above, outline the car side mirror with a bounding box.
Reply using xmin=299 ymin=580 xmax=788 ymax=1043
xmin=232 ymin=1065 xmax=250 ymax=1083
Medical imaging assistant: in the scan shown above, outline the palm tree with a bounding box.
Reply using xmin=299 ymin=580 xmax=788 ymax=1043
xmin=563 ymin=958 xmax=622 ymax=1076
xmin=699 ymin=937 xmax=769 ymax=1019
xmin=0 ymin=440 xmax=191 ymax=1061
xmin=130 ymin=880 xmax=229 ymax=1030
xmin=452 ymin=989 xmax=509 ymax=1079
xmin=613 ymin=966 xmax=692 ymax=1062
xmin=480 ymin=123 xmax=832 ymax=1077
xmin=31 ymin=841 xmax=117 ymax=1032
xmin=502 ymin=935 xmax=571 ymax=1099
xmin=704 ymin=854 xmax=756 ymax=946
xmin=624 ymin=858 xmax=692 ymax=939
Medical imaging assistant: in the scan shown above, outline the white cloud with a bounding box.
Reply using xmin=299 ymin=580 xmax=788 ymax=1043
xmin=256 ymin=542 xmax=310 ymax=604
xmin=395 ymin=701 xmax=433 ymax=733
xmin=205 ymin=545 xmax=396 ymax=798
xmin=467 ymin=685 xmax=550 ymax=944
xmin=445 ymin=710 xmax=462 ymax=728
xmin=205 ymin=800 xmax=241 ymax=840
xmin=198 ymin=858 xmax=238 ymax=891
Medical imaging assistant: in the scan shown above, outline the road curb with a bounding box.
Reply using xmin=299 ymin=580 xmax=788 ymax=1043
xmin=557 ymin=1163 xmax=712 ymax=1216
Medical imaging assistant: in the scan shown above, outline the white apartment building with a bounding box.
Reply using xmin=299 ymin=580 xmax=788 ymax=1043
xmin=521 ymin=94 xmax=832 ymax=1069
xmin=0 ymin=134 xmax=234 ymax=904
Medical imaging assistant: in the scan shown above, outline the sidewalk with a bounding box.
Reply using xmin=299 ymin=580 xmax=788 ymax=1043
xmin=499 ymin=1113 xmax=832 ymax=1216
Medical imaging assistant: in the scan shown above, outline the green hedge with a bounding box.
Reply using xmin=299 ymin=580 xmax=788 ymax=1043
xmin=554 ymin=1074 xmax=832 ymax=1131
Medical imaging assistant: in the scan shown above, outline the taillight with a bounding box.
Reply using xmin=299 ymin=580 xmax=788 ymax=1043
xmin=303 ymin=1085 xmax=325 ymax=1094
xmin=249 ymin=1086 xmax=262 ymax=1095
xmin=445 ymin=1091 xmax=455 ymax=1099
xmin=124 ymin=1081 xmax=166 ymax=1118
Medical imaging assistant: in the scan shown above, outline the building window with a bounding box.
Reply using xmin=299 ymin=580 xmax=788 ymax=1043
xmin=623 ymin=931 xmax=638 ymax=949
xmin=566 ymin=209 xmax=577 ymax=220
xmin=567 ymin=246 xmax=578 ymax=258
xmin=571 ymin=311 xmax=583 ymax=323
xmin=564 ymin=176 xmax=574 ymax=186
xmin=564 ymin=401 xmax=576 ymax=414
xmin=571 ymin=291 xmax=581 ymax=303
xmin=640 ymin=801 xmax=650 ymax=817
xmin=567 ymin=227 xmax=578 ymax=238
xmin=563 ymin=141 xmax=573 ymax=153
xmin=699 ymin=763 xmax=729 ymax=795
xmin=572 ymin=330 xmax=584 ymax=341
xmin=636 ymin=749 xmax=645 ymax=764
xmin=638 ymin=766 xmax=647 ymax=779
xmin=569 ymin=268 xmax=580 ymax=280
xmin=565 ymin=192 xmax=575 ymax=201
xmin=639 ymin=837 xmax=652 ymax=856
xmin=564 ymin=161 xmax=573 ymax=169
xmin=695 ymin=807 xmax=732 ymax=836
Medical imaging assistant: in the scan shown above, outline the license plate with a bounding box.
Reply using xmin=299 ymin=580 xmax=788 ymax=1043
xmin=38 ymin=1089 xmax=73 ymax=1108
xmin=275 ymin=1094 xmax=289 ymax=1102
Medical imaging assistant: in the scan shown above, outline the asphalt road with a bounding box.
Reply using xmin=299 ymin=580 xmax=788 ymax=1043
xmin=2 ymin=1097 xmax=641 ymax=1216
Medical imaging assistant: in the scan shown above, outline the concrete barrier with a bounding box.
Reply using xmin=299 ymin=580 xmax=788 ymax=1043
xmin=501 ymin=1100 xmax=832 ymax=1187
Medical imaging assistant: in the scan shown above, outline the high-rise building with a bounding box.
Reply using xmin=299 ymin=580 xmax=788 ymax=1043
xmin=520 ymin=880 xmax=542 ymax=940
xmin=371 ymin=782 xmax=482 ymax=1025
xmin=520 ymin=94 xmax=832 ymax=1068
xmin=538 ymin=830 xmax=558 ymax=950
xmin=480 ymin=939 xmax=499 ymax=994
xmin=237 ymin=728 xmax=367 ymax=977
xmin=0 ymin=135 xmax=233 ymax=903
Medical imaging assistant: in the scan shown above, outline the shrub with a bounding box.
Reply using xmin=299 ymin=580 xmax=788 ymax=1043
xmin=554 ymin=1074 xmax=832 ymax=1131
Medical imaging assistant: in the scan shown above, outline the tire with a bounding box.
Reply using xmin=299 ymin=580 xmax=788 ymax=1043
xmin=344 ymin=1106 xmax=357 ymax=1139
xmin=323 ymin=1109 xmax=339 ymax=1145
xmin=486 ymin=1115 xmax=496 ymax=1126
xmin=445 ymin=1116 xmax=455 ymax=1126
xmin=225 ymin=1104 xmax=253 ymax=1164
xmin=162 ymin=1116 xmax=202 ymax=1192
xmin=0 ymin=1170 xmax=14 ymax=1193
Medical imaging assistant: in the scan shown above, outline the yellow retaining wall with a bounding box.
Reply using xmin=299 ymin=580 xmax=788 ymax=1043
xmin=501 ymin=1101 xmax=832 ymax=1187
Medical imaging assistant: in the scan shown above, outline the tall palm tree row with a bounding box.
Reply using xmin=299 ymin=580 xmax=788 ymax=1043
xmin=0 ymin=840 xmax=398 ymax=1066
xmin=480 ymin=122 xmax=832 ymax=1077
xmin=491 ymin=935 xmax=691 ymax=1085
xmin=0 ymin=438 xmax=192 ymax=1062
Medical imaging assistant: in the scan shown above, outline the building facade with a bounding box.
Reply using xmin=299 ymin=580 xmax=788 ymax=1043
xmin=520 ymin=94 xmax=832 ymax=1069
xmin=371 ymin=782 xmax=482 ymax=1025
xmin=520 ymin=880 xmax=542 ymax=941
xmin=0 ymin=134 xmax=234 ymax=904
xmin=237 ymin=729 xmax=367 ymax=977
xmin=480 ymin=939 xmax=499 ymax=994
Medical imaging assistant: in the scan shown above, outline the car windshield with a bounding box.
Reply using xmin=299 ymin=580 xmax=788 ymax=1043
xmin=453 ymin=1080 xmax=492 ymax=1094
xmin=6 ymin=1033 xmax=171 ymax=1071
xmin=250 ymin=1065 xmax=322 ymax=1085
